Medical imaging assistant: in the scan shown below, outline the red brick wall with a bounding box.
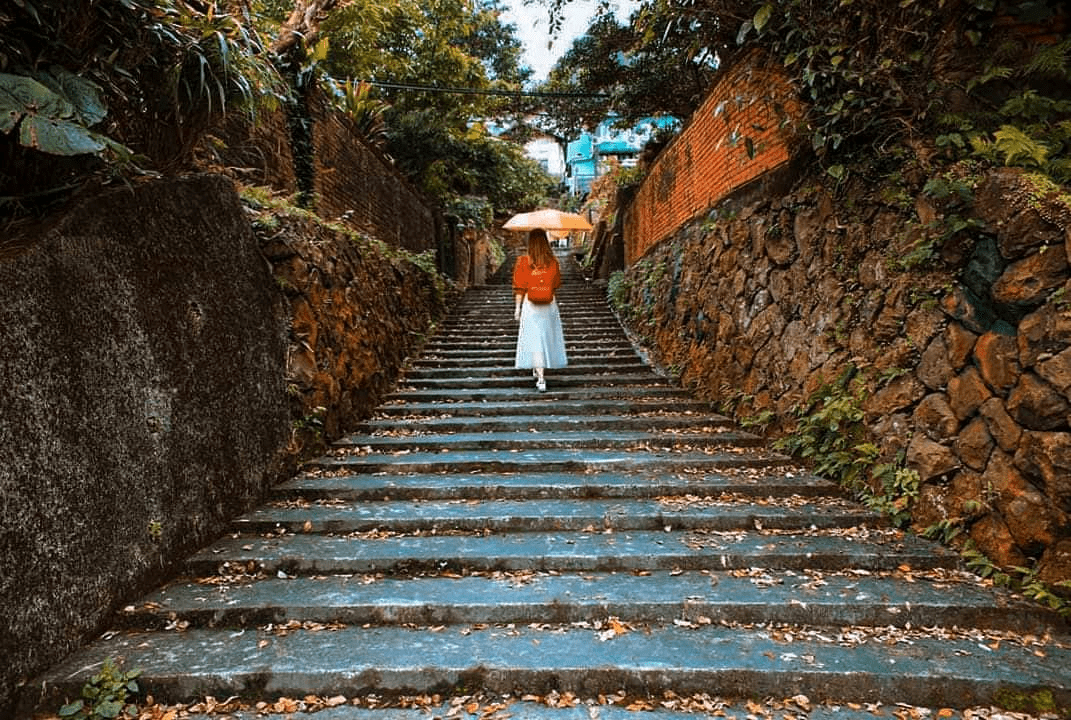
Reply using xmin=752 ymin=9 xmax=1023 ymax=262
xmin=193 ymin=96 xmax=439 ymax=257
xmin=311 ymin=96 xmax=440 ymax=255
xmin=624 ymin=52 xmax=803 ymax=264
xmin=195 ymin=108 xmax=298 ymax=194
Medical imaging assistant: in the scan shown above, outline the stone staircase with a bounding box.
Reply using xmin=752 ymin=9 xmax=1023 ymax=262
xmin=23 ymin=254 xmax=1071 ymax=718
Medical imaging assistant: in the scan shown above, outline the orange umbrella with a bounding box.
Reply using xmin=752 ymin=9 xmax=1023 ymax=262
xmin=503 ymin=208 xmax=593 ymax=232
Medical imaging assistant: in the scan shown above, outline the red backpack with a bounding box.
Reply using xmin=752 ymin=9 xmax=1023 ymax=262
xmin=527 ymin=263 xmax=556 ymax=304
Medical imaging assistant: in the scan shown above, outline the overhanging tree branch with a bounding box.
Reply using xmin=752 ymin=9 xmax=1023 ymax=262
xmin=271 ymin=0 xmax=340 ymax=57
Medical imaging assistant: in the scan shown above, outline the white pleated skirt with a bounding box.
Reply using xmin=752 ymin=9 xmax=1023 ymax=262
xmin=515 ymin=297 xmax=568 ymax=369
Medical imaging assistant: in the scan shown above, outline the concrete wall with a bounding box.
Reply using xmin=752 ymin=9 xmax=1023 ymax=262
xmin=0 ymin=175 xmax=291 ymax=713
xmin=0 ymin=173 xmax=451 ymax=715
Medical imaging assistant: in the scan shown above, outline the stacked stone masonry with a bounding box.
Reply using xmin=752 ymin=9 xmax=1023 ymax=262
xmin=616 ymin=48 xmax=1071 ymax=586
xmin=617 ymin=166 xmax=1071 ymax=587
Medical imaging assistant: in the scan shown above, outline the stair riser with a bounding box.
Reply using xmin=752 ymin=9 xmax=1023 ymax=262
xmin=330 ymin=438 xmax=764 ymax=453
xmin=406 ymin=366 xmax=651 ymax=379
xmin=28 ymin=659 xmax=1069 ymax=714
xmin=385 ymin=389 xmax=694 ymax=403
xmin=400 ymin=378 xmax=670 ymax=390
xmin=231 ymin=512 xmax=879 ymax=534
xmin=373 ymin=401 xmax=720 ymax=417
xmin=413 ymin=357 xmax=642 ymax=368
xmin=186 ymin=551 xmax=959 ymax=578
xmin=116 ymin=602 xmax=1049 ymax=636
xmin=306 ymin=457 xmax=792 ymax=475
xmin=272 ymin=476 xmax=846 ymax=502
xmin=358 ymin=418 xmax=735 ymax=433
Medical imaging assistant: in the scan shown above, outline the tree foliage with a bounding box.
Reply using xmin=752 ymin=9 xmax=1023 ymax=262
xmin=541 ymin=0 xmax=1070 ymax=184
xmin=537 ymin=7 xmax=713 ymax=136
xmin=0 ymin=0 xmax=284 ymax=207
xmin=296 ymin=0 xmax=529 ymax=120
xmin=248 ymin=0 xmax=548 ymax=214
xmin=387 ymin=110 xmax=553 ymax=218
xmin=1 ymin=0 xmax=549 ymax=221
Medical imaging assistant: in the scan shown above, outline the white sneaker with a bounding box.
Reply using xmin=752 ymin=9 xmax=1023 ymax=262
xmin=536 ymin=378 xmax=546 ymax=392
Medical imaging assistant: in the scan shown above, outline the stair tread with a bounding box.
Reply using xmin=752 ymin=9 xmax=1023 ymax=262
xmin=123 ymin=570 xmax=1058 ymax=634
xmin=33 ymin=623 xmax=1071 ymax=710
xmin=359 ymin=414 xmax=735 ymax=431
xmin=374 ymin=400 xmax=719 ymax=417
xmin=231 ymin=497 xmax=880 ymax=533
xmin=333 ymin=429 xmax=763 ymax=450
xmin=277 ymin=470 xmax=844 ymax=499
xmin=307 ymin=448 xmax=793 ymax=474
xmin=186 ymin=527 xmax=961 ymax=575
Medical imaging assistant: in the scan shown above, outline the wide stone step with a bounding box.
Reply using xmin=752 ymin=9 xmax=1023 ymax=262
xmin=406 ymin=363 xmax=651 ymax=379
xmin=383 ymin=386 xmax=696 ymax=404
xmin=445 ymin=308 xmax=617 ymax=320
xmin=185 ymin=528 xmax=960 ymax=577
xmin=440 ymin=318 xmax=624 ymax=329
xmin=413 ymin=355 xmax=643 ymax=369
xmin=274 ymin=470 xmax=841 ymax=502
xmin=420 ymin=343 xmax=639 ymax=356
xmin=438 ymin=325 xmax=626 ymax=337
xmin=400 ymin=376 xmax=669 ymax=390
xmin=71 ymin=705 xmax=940 ymax=720
xmin=429 ymin=329 xmax=632 ymax=341
xmin=419 ymin=343 xmax=640 ymax=355
xmin=230 ymin=497 xmax=878 ymax=535
xmin=117 ymin=570 xmax=1058 ymax=635
xmin=330 ymin=430 xmax=764 ymax=453
xmin=306 ymin=448 xmax=792 ymax=475
xmin=422 ymin=340 xmax=637 ymax=354
xmin=31 ymin=622 xmax=1071 ymax=711
xmin=358 ymin=413 xmax=734 ymax=434
xmin=416 ymin=350 xmax=641 ymax=360
xmin=373 ymin=399 xmax=719 ymax=418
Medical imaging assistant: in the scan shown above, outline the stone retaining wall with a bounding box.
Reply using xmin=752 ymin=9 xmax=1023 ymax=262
xmin=614 ymin=167 xmax=1071 ymax=586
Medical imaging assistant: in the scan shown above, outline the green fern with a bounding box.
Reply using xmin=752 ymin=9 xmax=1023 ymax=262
xmin=1025 ymin=38 xmax=1071 ymax=78
xmin=966 ymin=64 xmax=1013 ymax=94
xmin=992 ymin=125 xmax=1050 ymax=167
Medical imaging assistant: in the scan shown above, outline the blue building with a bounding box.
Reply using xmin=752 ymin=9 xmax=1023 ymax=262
xmin=565 ymin=116 xmax=680 ymax=196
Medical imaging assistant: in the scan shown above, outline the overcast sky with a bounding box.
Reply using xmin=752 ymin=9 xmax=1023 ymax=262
xmin=499 ymin=0 xmax=640 ymax=84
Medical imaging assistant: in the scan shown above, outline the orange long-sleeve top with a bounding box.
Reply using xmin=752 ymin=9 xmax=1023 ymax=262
xmin=512 ymin=255 xmax=561 ymax=295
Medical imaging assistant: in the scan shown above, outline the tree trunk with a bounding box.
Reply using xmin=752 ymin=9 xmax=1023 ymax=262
xmin=271 ymin=0 xmax=340 ymax=57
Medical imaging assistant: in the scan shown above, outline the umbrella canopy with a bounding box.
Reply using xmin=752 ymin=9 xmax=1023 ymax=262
xmin=503 ymin=208 xmax=593 ymax=232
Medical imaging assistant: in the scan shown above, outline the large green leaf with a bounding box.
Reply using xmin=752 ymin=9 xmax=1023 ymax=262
xmin=0 ymin=71 xmax=116 ymax=156
xmin=20 ymin=116 xmax=107 ymax=155
xmin=0 ymin=73 xmax=75 ymax=121
xmin=35 ymin=66 xmax=108 ymax=126
xmin=0 ymin=87 xmax=21 ymax=133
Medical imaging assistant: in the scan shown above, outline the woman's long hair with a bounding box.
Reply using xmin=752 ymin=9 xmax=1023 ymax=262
xmin=527 ymin=229 xmax=556 ymax=269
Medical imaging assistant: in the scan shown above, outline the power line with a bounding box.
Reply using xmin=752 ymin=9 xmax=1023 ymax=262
xmin=362 ymin=79 xmax=608 ymax=99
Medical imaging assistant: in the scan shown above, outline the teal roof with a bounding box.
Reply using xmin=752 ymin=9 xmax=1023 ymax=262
xmin=596 ymin=139 xmax=639 ymax=155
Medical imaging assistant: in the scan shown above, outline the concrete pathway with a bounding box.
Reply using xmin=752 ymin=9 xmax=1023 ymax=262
xmin=21 ymin=253 xmax=1071 ymax=718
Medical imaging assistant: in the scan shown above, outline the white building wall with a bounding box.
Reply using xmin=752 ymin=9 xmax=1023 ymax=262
xmin=524 ymin=137 xmax=566 ymax=178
